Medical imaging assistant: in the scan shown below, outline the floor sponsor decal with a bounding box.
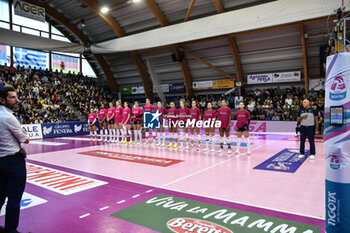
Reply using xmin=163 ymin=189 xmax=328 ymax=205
xmin=253 ymin=148 xmax=310 ymax=173
xmin=0 ymin=192 xmax=47 ymax=216
xmin=112 ymin=194 xmax=321 ymax=233
xmin=78 ymin=150 xmax=184 ymax=167
xmin=26 ymin=163 xmax=108 ymax=195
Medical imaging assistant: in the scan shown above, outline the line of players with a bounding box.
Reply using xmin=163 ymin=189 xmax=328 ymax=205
xmin=88 ymin=99 xmax=251 ymax=154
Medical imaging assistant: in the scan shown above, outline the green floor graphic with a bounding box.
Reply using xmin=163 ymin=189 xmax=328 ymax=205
xmin=112 ymin=194 xmax=321 ymax=233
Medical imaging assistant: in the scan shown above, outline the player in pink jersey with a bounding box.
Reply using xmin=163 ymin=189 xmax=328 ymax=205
xmin=88 ymin=108 xmax=98 ymax=142
xmin=235 ymin=102 xmax=251 ymax=155
xmin=98 ymin=103 xmax=108 ymax=142
xmin=107 ymin=102 xmax=115 ymax=142
xmin=189 ymin=100 xmax=202 ymax=151
xmin=178 ymin=101 xmax=189 ymax=149
xmin=156 ymin=101 xmax=168 ymax=147
xmin=203 ymin=102 xmax=217 ymax=152
xmin=217 ymin=100 xmax=232 ymax=153
xmin=143 ymin=99 xmax=157 ymax=145
xmin=122 ymin=101 xmax=133 ymax=145
xmin=167 ymin=102 xmax=179 ymax=149
xmin=114 ymin=100 xmax=124 ymax=143
xmin=132 ymin=101 xmax=143 ymax=144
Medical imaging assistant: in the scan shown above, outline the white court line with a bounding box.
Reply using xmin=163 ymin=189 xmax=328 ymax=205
xmin=117 ymin=200 xmax=125 ymax=204
xmin=99 ymin=206 xmax=109 ymax=211
xmin=146 ymin=189 xmax=153 ymax=193
xmin=161 ymin=142 xmax=273 ymax=188
xmin=132 ymin=194 xmax=140 ymax=198
xmin=29 ymin=141 xmax=67 ymax=146
xmin=30 ymin=141 xmax=323 ymax=220
xmin=57 ymin=137 xmax=92 ymax=141
xmin=79 ymin=213 xmax=90 ymax=219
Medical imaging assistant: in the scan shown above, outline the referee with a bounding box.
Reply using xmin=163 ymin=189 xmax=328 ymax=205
xmin=0 ymin=87 xmax=30 ymax=233
xmin=297 ymin=99 xmax=318 ymax=160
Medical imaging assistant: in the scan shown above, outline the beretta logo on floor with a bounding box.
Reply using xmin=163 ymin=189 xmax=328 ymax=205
xmin=167 ymin=217 xmax=232 ymax=233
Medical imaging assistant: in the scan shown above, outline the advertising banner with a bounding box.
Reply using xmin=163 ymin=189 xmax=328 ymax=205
xmin=131 ymin=86 xmax=145 ymax=94
xmin=309 ymin=78 xmax=325 ymax=91
xmin=230 ymin=120 xmax=297 ymax=133
xmin=153 ymin=84 xmax=169 ymax=93
xmin=41 ymin=121 xmax=89 ymax=138
xmin=325 ymin=53 xmax=350 ymax=232
xmin=212 ymin=79 xmax=234 ymax=89
xmin=22 ymin=124 xmax=43 ymax=139
xmin=234 ymin=96 xmax=243 ymax=108
xmin=272 ymin=71 xmax=301 ymax=83
xmin=192 ymin=81 xmax=213 ymax=90
xmin=14 ymin=0 xmax=45 ymax=22
xmin=52 ymin=54 xmax=78 ymax=74
xmin=169 ymin=83 xmax=186 ymax=93
xmin=247 ymin=73 xmax=273 ymax=84
xmin=120 ymin=87 xmax=132 ymax=95
xmin=112 ymin=194 xmax=321 ymax=233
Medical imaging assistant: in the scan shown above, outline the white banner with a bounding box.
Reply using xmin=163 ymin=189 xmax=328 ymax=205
xmin=247 ymin=73 xmax=273 ymax=84
xmin=153 ymin=84 xmax=169 ymax=93
xmin=234 ymin=96 xmax=243 ymax=108
xmin=14 ymin=0 xmax=45 ymax=22
xmin=132 ymin=86 xmax=145 ymax=94
xmin=272 ymin=71 xmax=301 ymax=83
xmin=309 ymin=78 xmax=325 ymax=91
xmin=22 ymin=124 xmax=43 ymax=139
xmin=192 ymin=81 xmax=213 ymax=90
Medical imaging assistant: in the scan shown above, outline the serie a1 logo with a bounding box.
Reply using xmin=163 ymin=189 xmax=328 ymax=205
xmin=330 ymin=154 xmax=340 ymax=169
xmin=330 ymin=75 xmax=347 ymax=101
xmin=167 ymin=218 xmax=232 ymax=233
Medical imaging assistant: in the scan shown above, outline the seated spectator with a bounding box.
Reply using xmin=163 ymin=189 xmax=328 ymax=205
xmin=271 ymin=112 xmax=280 ymax=121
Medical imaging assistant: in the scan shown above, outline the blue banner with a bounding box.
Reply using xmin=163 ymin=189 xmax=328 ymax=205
xmin=254 ymin=148 xmax=310 ymax=173
xmin=14 ymin=47 xmax=47 ymax=69
xmin=41 ymin=121 xmax=90 ymax=138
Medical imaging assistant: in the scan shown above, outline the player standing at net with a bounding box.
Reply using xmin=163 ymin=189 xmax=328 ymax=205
xmin=189 ymin=100 xmax=202 ymax=151
xmin=203 ymin=102 xmax=216 ymax=152
xmin=178 ymin=101 xmax=189 ymax=149
xmin=132 ymin=101 xmax=143 ymax=144
xmin=98 ymin=104 xmax=108 ymax=142
xmin=217 ymin=100 xmax=232 ymax=154
xmin=143 ymin=99 xmax=156 ymax=145
xmin=107 ymin=102 xmax=115 ymax=142
xmin=122 ymin=102 xmax=133 ymax=145
xmin=156 ymin=101 xmax=167 ymax=147
xmin=114 ymin=100 xmax=123 ymax=143
xmin=88 ymin=108 xmax=98 ymax=142
xmin=167 ymin=102 xmax=179 ymax=149
xmin=235 ymin=102 xmax=251 ymax=155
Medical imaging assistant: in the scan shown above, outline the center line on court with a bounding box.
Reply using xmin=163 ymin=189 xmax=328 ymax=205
xmin=79 ymin=213 xmax=90 ymax=219
xmin=161 ymin=141 xmax=273 ymax=188
xmin=99 ymin=206 xmax=109 ymax=211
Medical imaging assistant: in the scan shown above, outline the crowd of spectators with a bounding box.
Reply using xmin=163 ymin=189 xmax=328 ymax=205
xmin=0 ymin=64 xmax=110 ymax=124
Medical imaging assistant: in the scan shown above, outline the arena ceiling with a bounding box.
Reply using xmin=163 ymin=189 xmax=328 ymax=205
xmin=24 ymin=0 xmax=342 ymax=98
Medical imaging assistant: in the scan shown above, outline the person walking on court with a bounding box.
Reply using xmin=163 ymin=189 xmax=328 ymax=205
xmin=298 ymin=99 xmax=319 ymax=160
xmin=0 ymin=87 xmax=30 ymax=233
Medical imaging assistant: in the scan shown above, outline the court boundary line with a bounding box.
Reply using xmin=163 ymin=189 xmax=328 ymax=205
xmin=27 ymin=141 xmax=324 ymax=221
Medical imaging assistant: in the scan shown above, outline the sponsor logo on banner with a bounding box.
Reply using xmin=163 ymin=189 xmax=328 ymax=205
xmin=330 ymin=155 xmax=341 ymax=169
xmin=167 ymin=218 xmax=232 ymax=233
xmin=192 ymin=81 xmax=213 ymax=90
xmin=41 ymin=121 xmax=89 ymax=138
xmin=169 ymin=83 xmax=186 ymax=93
xmin=212 ymin=79 xmax=234 ymax=89
xmin=327 ymin=191 xmax=339 ymax=227
xmin=247 ymin=73 xmax=272 ymax=84
xmin=144 ymin=111 xmax=161 ymax=129
xmin=272 ymin=71 xmax=301 ymax=83
xmin=22 ymin=124 xmax=43 ymax=139
xmin=14 ymin=0 xmax=45 ymax=22
xmin=254 ymin=148 xmax=310 ymax=173
xmin=153 ymin=84 xmax=170 ymax=93
xmin=132 ymin=86 xmax=145 ymax=94
xmin=330 ymin=75 xmax=347 ymax=100
xmin=79 ymin=150 xmax=183 ymax=167
xmin=234 ymin=96 xmax=243 ymax=109
xmin=26 ymin=163 xmax=107 ymax=195
xmin=231 ymin=121 xmax=266 ymax=132
xmin=112 ymin=194 xmax=321 ymax=233
xmin=0 ymin=192 xmax=47 ymax=216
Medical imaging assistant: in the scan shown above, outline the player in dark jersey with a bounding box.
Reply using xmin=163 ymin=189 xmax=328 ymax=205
xmin=235 ymin=102 xmax=251 ymax=155
xmin=217 ymin=100 xmax=232 ymax=153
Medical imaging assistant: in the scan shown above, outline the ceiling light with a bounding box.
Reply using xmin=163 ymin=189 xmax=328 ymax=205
xmin=100 ymin=6 xmax=109 ymax=14
xmin=132 ymin=0 xmax=141 ymax=3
